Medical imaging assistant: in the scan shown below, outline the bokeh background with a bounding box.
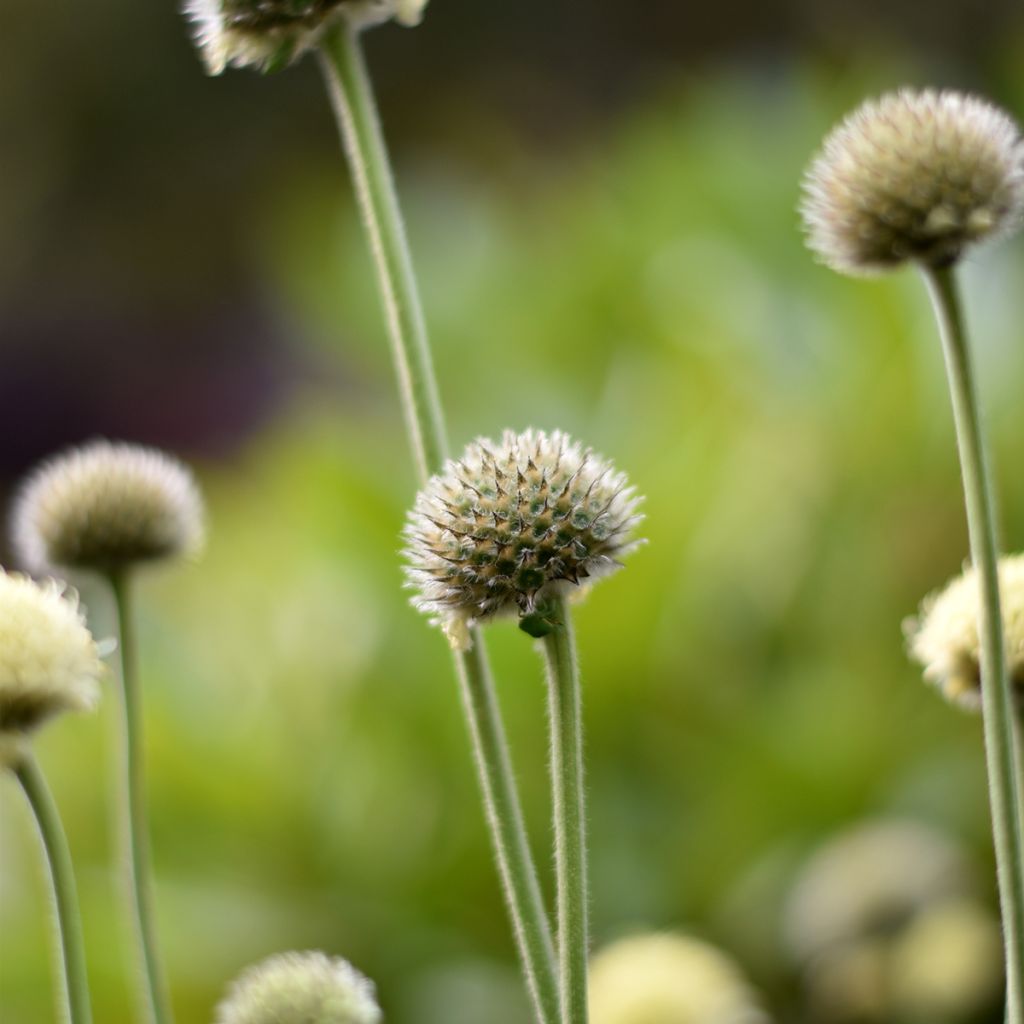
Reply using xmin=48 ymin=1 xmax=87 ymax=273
xmin=2 ymin=1 xmax=1024 ymax=1021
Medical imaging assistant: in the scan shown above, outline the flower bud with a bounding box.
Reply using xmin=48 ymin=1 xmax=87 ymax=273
xmin=12 ymin=441 xmax=204 ymax=577
xmin=215 ymin=951 xmax=382 ymax=1024
xmin=801 ymin=89 xmax=1024 ymax=274
xmin=403 ymin=429 xmax=644 ymax=648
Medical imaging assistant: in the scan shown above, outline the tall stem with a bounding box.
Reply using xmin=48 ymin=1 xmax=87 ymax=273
xmin=14 ymin=751 xmax=93 ymax=1024
xmin=108 ymin=571 xmax=174 ymax=1024
xmin=541 ymin=598 xmax=589 ymax=1024
xmin=318 ymin=23 xmax=559 ymax=1024
xmin=922 ymin=264 xmax=1024 ymax=1022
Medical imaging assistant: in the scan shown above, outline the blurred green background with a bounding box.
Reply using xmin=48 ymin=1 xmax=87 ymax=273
xmin=2 ymin=1 xmax=1024 ymax=1022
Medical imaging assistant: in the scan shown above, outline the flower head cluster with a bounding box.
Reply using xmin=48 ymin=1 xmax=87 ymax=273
xmin=906 ymin=554 xmax=1024 ymax=710
xmin=215 ymin=951 xmax=382 ymax=1024
xmin=403 ymin=429 xmax=643 ymax=647
xmin=0 ymin=571 xmax=103 ymax=766
xmin=12 ymin=441 xmax=204 ymax=578
xmin=588 ymin=932 xmax=769 ymax=1024
xmin=186 ymin=0 xmax=427 ymax=74
xmin=802 ymin=89 xmax=1024 ymax=274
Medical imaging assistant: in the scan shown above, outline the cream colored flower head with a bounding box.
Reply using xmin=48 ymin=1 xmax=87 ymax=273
xmin=0 ymin=570 xmax=103 ymax=767
xmin=906 ymin=554 xmax=1024 ymax=710
xmin=215 ymin=951 xmax=382 ymax=1024
xmin=12 ymin=440 xmax=204 ymax=577
xmin=403 ymin=429 xmax=644 ymax=649
xmin=801 ymin=89 xmax=1024 ymax=274
xmin=186 ymin=0 xmax=427 ymax=75
xmin=588 ymin=932 xmax=770 ymax=1024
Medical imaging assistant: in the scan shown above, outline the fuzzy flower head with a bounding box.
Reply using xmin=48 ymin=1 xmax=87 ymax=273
xmin=588 ymin=932 xmax=770 ymax=1024
xmin=186 ymin=0 xmax=427 ymax=74
xmin=403 ymin=429 xmax=644 ymax=648
xmin=0 ymin=571 xmax=103 ymax=767
xmin=215 ymin=951 xmax=382 ymax=1024
xmin=801 ymin=89 xmax=1024 ymax=274
xmin=12 ymin=441 xmax=204 ymax=577
xmin=906 ymin=554 xmax=1024 ymax=710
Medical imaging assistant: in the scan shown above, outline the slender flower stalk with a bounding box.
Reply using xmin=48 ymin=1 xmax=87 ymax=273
xmin=316 ymin=21 xmax=559 ymax=1024
xmin=541 ymin=597 xmax=589 ymax=1024
xmin=14 ymin=752 xmax=94 ymax=1024
xmin=920 ymin=265 xmax=1024 ymax=1019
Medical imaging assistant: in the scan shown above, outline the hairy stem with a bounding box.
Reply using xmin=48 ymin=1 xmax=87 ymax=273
xmin=922 ymin=264 xmax=1024 ymax=1023
xmin=15 ymin=751 xmax=93 ymax=1024
xmin=109 ymin=572 xmax=174 ymax=1024
xmin=318 ymin=23 xmax=559 ymax=1024
xmin=541 ymin=598 xmax=589 ymax=1024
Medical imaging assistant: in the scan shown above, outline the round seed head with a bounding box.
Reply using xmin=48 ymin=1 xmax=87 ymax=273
xmin=403 ymin=429 xmax=644 ymax=647
xmin=0 ymin=571 xmax=103 ymax=767
xmin=12 ymin=441 xmax=205 ymax=577
xmin=186 ymin=0 xmax=428 ymax=74
xmin=215 ymin=951 xmax=382 ymax=1024
xmin=801 ymin=89 xmax=1024 ymax=274
xmin=905 ymin=554 xmax=1024 ymax=711
xmin=588 ymin=932 xmax=770 ymax=1024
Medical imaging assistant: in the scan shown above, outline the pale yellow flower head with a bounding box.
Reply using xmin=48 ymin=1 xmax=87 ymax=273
xmin=215 ymin=951 xmax=382 ymax=1024
xmin=906 ymin=554 xmax=1024 ymax=710
xmin=186 ymin=0 xmax=428 ymax=75
xmin=0 ymin=571 xmax=103 ymax=766
xmin=588 ymin=932 xmax=769 ymax=1024
xmin=12 ymin=440 xmax=204 ymax=577
xmin=802 ymin=89 xmax=1024 ymax=274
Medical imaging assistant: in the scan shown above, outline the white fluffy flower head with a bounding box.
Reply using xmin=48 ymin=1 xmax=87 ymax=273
xmin=802 ymin=89 xmax=1024 ymax=274
xmin=403 ymin=429 xmax=644 ymax=648
xmin=215 ymin=951 xmax=382 ymax=1024
xmin=186 ymin=0 xmax=428 ymax=75
xmin=12 ymin=440 xmax=204 ymax=577
xmin=0 ymin=571 xmax=103 ymax=765
xmin=906 ymin=554 xmax=1024 ymax=710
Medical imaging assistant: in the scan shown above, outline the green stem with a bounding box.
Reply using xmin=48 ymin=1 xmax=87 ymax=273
xmin=541 ymin=598 xmax=589 ymax=1024
xmin=922 ymin=264 xmax=1024 ymax=1023
xmin=109 ymin=572 xmax=174 ymax=1024
xmin=14 ymin=751 xmax=93 ymax=1024
xmin=317 ymin=23 xmax=560 ymax=1024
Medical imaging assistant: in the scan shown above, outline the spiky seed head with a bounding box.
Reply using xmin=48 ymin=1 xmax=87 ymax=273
xmin=403 ymin=429 xmax=644 ymax=648
xmin=801 ymin=89 xmax=1024 ymax=274
xmin=0 ymin=571 xmax=103 ymax=767
xmin=12 ymin=441 xmax=204 ymax=577
xmin=588 ymin=932 xmax=770 ymax=1024
xmin=186 ymin=0 xmax=428 ymax=75
xmin=215 ymin=951 xmax=382 ymax=1024
xmin=905 ymin=554 xmax=1024 ymax=711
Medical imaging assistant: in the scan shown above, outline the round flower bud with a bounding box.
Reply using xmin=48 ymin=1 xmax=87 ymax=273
xmin=403 ymin=429 xmax=644 ymax=648
xmin=801 ymin=89 xmax=1024 ymax=274
xmin=215 ymin=951 xmax=382 ymax=1024
xmin=0 ymin=571 xmax=103 ymax=767
xmin=588 ymin=932 xmax=770 ymax=1024
xmin=11 ymin=441 xmax=204 ymax=577
xmin=186 ymin=0 xmax=428 ymax=75
xmin=906 ymin=554 xmax=1024 ymax=711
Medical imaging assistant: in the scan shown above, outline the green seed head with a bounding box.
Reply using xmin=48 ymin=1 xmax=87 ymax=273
xmin=0 ymin=571 xmax=103 ymax=767
xmin=802 ymin=89 xmax=1024 ymax=274
xmin=215 ymin=951 xmax=382 ymax=1024
xmin=12 ymin=440 xmax=205 ymax=577
xmin=403 ymin=429 xmax=644 ymax=649
xmin=906 ymin=554 xmax=1024 ymax=711
xmin=186 ymin=0 xmax=428 ymax=74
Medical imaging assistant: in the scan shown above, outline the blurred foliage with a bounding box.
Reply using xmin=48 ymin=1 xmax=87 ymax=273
xmin=3 ymin=40 xmax=1024 ymax=1024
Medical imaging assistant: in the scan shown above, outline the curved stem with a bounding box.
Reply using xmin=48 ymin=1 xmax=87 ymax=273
xmin=317 ymin=23 xmax=559 ymax=1024
xmin=541 ymin=598 xmax=589 ymax=1024
xmin=108 ymin=571 xmax=174 ymax=1024
xmin=922 ymin=264 xmax=1024 ymax=1023
xmin=14 ymin=751 xmax=93 ymax=1024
